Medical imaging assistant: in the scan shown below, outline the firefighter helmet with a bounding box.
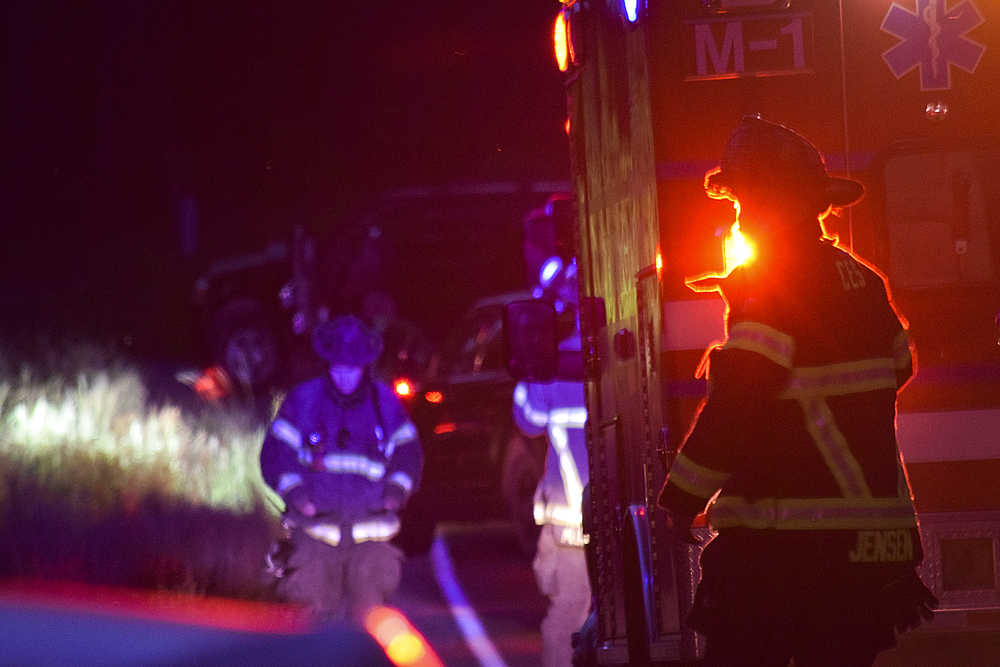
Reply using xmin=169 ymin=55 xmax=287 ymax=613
xmin=705 ymin=115 xmax=864 ymax=208
xmin=311 ymin=315 xmax=383 ymax=366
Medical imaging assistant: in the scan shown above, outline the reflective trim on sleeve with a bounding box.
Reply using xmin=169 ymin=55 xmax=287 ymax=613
xmin=387 ymin=471 xmax=414 ymax=494
xmin=667 ymin=452 xmax=731 ymax=500
xmin=352 ymin=515 xmax=401 ymax=543
xmin=548 ymin=407 xmax=588 ymax=428
xmin=384 ymin=421 xmax=418 ymax=459
xmin=779 ymin=358 xmax=897 ymax=399
xmin=708 ymin=496 xmax=917 ymax=530
xmin=892 ymin=330 xmax=913 ymax=370
xmin=798 ymin=397 xmax=872 ymax=498
xmin=320 ymin=454 xmax=386 ymax=481
xmin=723 ymin=321 xmax=795 ymax=368
xmin=272 ymin=418 xmax=303 ymax=449
xmin=304 ymin=523 xmax=342 ymax=547
xmin=277 ymin=473 xmax=303 ymax=495
xmin=548 ymin=425 xmax=585 ymax=527
xmin=533 ymin=500 xmax=583 ymax=528
xmin=514 ymin=383 xmax=549 ymax=427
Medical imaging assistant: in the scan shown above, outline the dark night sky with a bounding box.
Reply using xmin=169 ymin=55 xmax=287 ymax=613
xmin=5 ymin=1 xmax=569 ymax=356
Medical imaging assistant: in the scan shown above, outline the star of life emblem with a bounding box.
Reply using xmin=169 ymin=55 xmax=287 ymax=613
xmin=881 ymin=0 xmax=986 ymax=90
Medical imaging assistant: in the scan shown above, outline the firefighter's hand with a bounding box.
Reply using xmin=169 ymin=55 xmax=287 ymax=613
xmin=665 ymin=510 xmax=700 ymax=545
xmin=380 ymin=486 xmax=405 ymax=512
xmin=285 ymin=488 xmax=316 ymax=517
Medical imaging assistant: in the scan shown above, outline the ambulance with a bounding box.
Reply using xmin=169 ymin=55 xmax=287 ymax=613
xmin=544 ymin=0 xmax=1000 ymax=662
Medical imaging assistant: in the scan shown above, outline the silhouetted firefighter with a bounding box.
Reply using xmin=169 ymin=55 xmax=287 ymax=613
xmin=658 ymin=116 xmax=937 ymax=667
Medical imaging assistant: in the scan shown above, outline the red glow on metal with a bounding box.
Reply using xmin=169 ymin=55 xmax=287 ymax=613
xmin=564 ymin=117 xmax=571 ymax=135
xmin=554 ymin=11 xmax=569 ymax=72
xmin=433 ymin=422 xmax=457 ymax=435
xmin=655 ymin=250 xmax=663 ymax=276
xmin=424 ymin=391 xmax=443 ymax=404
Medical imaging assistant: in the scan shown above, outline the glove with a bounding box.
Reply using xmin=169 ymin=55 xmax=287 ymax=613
xmin=284 ymin=487 xmax=316 ymax=518
xmin=665 ymin=510 xmax=700 ymax=545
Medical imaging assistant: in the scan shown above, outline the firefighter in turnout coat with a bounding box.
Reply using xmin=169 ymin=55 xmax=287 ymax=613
xmin=658 ymin=116 xmax=937 ymax=666
xmin=260 ymin=315 xmax=422 ymax=623
xmin=513 ymin=257 xmax=591 ymax=667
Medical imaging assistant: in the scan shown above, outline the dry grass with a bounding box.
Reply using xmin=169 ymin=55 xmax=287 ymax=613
xmin=0 ymin=343 xmax=284 ymax=598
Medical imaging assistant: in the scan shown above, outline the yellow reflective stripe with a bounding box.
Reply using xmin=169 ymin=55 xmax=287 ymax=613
xmin=549 ymin=407 xmax=588 ymax=427
xmin=277 ymin=473 xmax=303 ymax=495
xmin=352 ymin=515 xmax=401 ymax=542
xmin=387 ymin=471 xmax=414 ymax=494
xmin=709 ymin=496 xmax=917 ymax=530
xmin=514 ymin=383 xmax=549 ymax=427
xmin=779 ymin=358 xmax=897 ymax=399
xmin=533 ymin=500 xmax=583 ymax=528
xmin=892 ymin=330 xmax=912 ymax=370
xmin=272 ymin=418 xmax=302 ymax=449
xmin=321 ymin=454 xmax=386 ymax=480
xmin=668 ymin=452 xmax=731 ymax=500
xmin=385 ymin=421 xmax=417 ymax=458
xmin=799 ymin=397 xmax=872 ymax=498
xmin=549 ymin=424 xmax=584 ymax=523
xmin=723 ymin=321 xmax=796 ymax=368
xmin=305 ymin=523 xmax=342 ymax=547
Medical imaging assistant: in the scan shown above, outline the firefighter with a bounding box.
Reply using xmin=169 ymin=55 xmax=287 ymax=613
xmin=260 ymin=314 xmax=422 ymax=623
xmin=657 ymin=116 xmax=937 ymax=666
xmin=513 ymin=256 xmax=591 ymax=667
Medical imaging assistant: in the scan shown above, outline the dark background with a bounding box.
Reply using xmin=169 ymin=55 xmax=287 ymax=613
xmin=5 ymin=1 xmax=569 ymax=361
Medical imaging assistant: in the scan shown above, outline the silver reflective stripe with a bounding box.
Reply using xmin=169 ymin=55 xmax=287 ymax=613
xmin=384 ymin=421 xmax=417 ymax=459
xmin=352 ymin=515 xmax=401 ymax=542
xmin=799 ymin=397 xmax=872 ymax=498
xmin=277 ymin=473 xmax=303 ymax=495
xmin=533 ymin=500 xmax=583 ymax=528
xmin=668 ymin=452 xmax=731 ymax=499
xmin=709 ymin=496 xmax=917 ymax=530
xmin=305 ymin=523 xmax=342 ymax=547
xmin=388 ymin=471 xmax=414 ymax=494
xmin=548 ymin=407 xmax=588 ymax=427
xmin=548 ymin=424 xmax=584 ymax=528
xmin=780 ymin=358 xmax=897 ymax=399
xmin=723 ymin=321 xmax=795 ymax=368
xmin=272 ymin=418 xmax=302 ymax=449
xmin=321 ymin=454 xmax=386 ymax=480
xmin=514 ymin=384 xmax=549 ymax=427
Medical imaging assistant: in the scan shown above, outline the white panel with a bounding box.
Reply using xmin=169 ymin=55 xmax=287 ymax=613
xmin=662 ymin=298 xmax=726 ymax=351
xmin=897 ymin=410 xmax=1000 ymax=463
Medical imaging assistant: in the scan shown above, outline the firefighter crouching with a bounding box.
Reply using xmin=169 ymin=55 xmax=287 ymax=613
xmin=260 ymin=314 xmax=423 ymax=623
xmin=658 ymin=116 xmax=937 ymax=666
xmin=513 ymin=257 xmax=592 ymax=667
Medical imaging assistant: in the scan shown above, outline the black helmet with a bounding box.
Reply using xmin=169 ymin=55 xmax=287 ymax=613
xmin=705 ymin=115 xmax=864 ymax=208
xmin=311 ymin=315 xmax=383 ymax=366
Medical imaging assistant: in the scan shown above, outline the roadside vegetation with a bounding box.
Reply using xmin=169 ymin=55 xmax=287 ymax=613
xmin=0 ymin=341 xmax=284 ymax=600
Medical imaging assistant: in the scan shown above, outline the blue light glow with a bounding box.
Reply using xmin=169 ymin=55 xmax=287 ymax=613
xmin=623 ymin=0 xmax=640 ymax=22
xmin=540 ymin=256 xmax=563 ymax=287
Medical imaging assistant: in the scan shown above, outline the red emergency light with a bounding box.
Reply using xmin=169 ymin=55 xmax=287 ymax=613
xmin=553 ymin=10 xmax=570 ymax=72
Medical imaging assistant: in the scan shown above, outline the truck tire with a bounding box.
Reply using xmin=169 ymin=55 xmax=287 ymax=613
xmin=211 ymin=299 xmax=280 ymax=391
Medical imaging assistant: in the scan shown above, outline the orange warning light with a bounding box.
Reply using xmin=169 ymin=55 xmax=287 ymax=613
xmin=554 ymin=11 xmax=570 ymax=72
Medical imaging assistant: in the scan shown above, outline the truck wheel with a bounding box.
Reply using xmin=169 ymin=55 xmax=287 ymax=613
xmin=212 ymin=300 xmax=280 ymax=390
xmin=502 ymin=434 xmax=544 ymax=558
